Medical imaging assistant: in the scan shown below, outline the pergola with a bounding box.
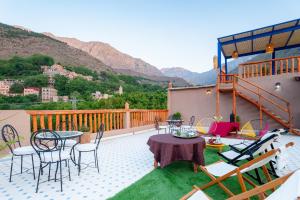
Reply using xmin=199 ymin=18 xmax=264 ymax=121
xmin=217 ymin=18 xmax=300 ymax=74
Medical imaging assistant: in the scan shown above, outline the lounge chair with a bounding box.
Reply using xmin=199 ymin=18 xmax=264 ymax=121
xmin=218 ymin=131 xmax=281 ymax=183
xmin=227 ymin=169 xmax=300 ymax=200
xmin=180 ymin=142 xmax=294 ymax=200
xmin=182 ymin=169 xmax=299 ymax=200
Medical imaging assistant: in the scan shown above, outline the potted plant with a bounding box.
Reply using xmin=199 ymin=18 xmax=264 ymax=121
xmin=172 ymin=112 xmax=182 ymax=127
xmin=172 ymin=112 xmax=182 ymax=120
xmin=78 ymin=125 xmax=91 ymax=144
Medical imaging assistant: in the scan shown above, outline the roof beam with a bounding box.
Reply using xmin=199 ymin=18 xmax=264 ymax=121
xmin=285 ymin=20 xmax=299 ymax=46
xmin=224 ymin=43 xmax=300 ymax=59
xmin=221 ymin=25 xmax=300 ymax=45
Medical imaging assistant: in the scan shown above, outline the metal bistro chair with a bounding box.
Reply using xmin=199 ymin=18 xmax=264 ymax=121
xmin=154 ymin=117 xmax=168 ymax=134
xmin=182 ymin=116 xmax=196 ymax=131
xmin=73 ymin=123 xmax=104 ymax=175
xmin=30 ymin=129 xmax=71 ymax=193
xmin=1 ymin=124 xmax=36 ymax=182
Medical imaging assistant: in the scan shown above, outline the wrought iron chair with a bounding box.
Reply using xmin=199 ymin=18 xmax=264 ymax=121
xmin=30 ymin=129 xmax=71 ymax=193
xmin=73 ymin=123 xmax=104 ymax=175
xmin=181 ymin=116 xmax=196 ymax=131
xmin=154 ymin=117 xmax=168 ymax=134
xmin=1 ymin=124 xmax=36 ymax=182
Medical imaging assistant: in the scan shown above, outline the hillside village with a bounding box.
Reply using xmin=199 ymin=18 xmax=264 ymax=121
xmin=0 ymin=63 xmax=123 ymax=102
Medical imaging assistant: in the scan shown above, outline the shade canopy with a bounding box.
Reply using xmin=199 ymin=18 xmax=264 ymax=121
xmin=218 ymin=18 xmax=300 ymax=59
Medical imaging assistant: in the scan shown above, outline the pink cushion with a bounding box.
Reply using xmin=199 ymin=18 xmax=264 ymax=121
xmin=211 ymin=122 xmax=240 ymax=137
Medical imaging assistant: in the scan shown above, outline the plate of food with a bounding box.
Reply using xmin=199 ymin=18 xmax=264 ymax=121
xmin=172 ymin=130 xmax=199 ymax=138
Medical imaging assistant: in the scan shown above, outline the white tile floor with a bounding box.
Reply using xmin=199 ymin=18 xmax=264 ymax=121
xmin=0 ymin=129 xmax=300 ymax=200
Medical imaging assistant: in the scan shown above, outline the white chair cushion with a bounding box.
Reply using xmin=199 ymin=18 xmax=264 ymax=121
xmin=41 ymin=150 xmax=70 ymax=162
xmin=13 ymin=146 xmax=35 ymax=155
xmin=75 ymin=143 xmax=97 ymax=152
xmin=266 ymin=170 xmax=300 ymax=200
xmin=205 ymin=161 xmax=237 ymax=177
xmin=187 ymin=190 xmax=210 ymax=200
xmin=221 ymin=150 xmax=250 ymax=160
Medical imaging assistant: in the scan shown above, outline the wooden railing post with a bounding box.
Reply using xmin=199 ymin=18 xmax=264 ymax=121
xmin=232 ymin=76 xmax=237 ymax=121
xmin=124 ymin=102 xmax=131 ymax=129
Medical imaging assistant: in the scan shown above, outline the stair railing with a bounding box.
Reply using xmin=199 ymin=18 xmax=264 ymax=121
xmin=234 ymin=75 xmax=292 ymax=130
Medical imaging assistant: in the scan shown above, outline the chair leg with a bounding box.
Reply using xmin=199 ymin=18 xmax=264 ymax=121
xmin=20 ymin=155 xmax=23 ymax=174
xmin=48 ymin=163 xmax=52 ymax=181
xmin=78 ymin=151 xmax=81 ymax=176
xmin=9 ymin=155 xmax=14 ymax=182
xmin=68 ymin=160 xmax=71 ymax=181
xmin=36 ymin=164 xmax=42 ymax=193
xmin=55 ymin=162 xmax=59 ymax=182
xmin=95 ymin=150 xmax=100 ymax=173
xmin=254 ymin=168 xmax=262 ymax=184
xmin=31 ymin=154 xmax=35 ymax=180
xmin=60 ymin=161 xmax=63 ymax=192
xmin=94 ymin=150 xmax=97 ymax=167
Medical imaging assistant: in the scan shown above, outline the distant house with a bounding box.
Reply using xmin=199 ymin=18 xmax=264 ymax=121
xmin=24 ymin=87 xmax=40 ymax=96
xmin=0 ymin=81 xmax=10 ymax=96
xmin=41 ymin=87 xmax=57 ymax=102
xmin=42 ymin=64 xmax=94 ymax=81
xmin=0 ymin=79 xmax=24 ymax=96
xmin=114 ymin=85 xmax=123 ymax=95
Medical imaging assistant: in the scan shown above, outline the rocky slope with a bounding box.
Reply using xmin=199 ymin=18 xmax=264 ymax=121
xmin=43 ymin=32 xmax=164 ymax=77
xmin=0 ymin=23 xmax=111 ymax=72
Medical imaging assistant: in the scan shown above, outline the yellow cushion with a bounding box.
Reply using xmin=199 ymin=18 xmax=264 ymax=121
xmin=240 ymin=122 xmax=256 ymax=137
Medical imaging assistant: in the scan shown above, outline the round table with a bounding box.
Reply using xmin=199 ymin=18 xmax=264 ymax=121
xmin=147 ymin=134 xmax=206 ymax=172
xmin=36 ymin=131 xmax=83 ymax=164
xmin=36 ymin=131 xmax=83 ymax=140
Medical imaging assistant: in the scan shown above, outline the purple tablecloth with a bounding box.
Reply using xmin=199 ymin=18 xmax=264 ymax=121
xmin=147 ymin=134 xmax=206 ymax=168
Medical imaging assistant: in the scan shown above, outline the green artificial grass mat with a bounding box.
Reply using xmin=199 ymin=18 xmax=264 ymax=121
xmin=109 ymin=147 xmax=270 ymax=200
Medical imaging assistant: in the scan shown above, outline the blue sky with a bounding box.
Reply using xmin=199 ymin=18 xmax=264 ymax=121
xmin=0 ymin=0 xmax=299 ymax=73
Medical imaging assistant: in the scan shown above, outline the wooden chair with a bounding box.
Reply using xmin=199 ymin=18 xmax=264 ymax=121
xmin=180 ymin=142 xmax=294 ymax=199
xmin=227 ymin=169 xmax=300 ymax=200
xmin=181 ymin=170 xmax=299 ymax=200
xmin=218 ymin=131 xmax=281 ymax=183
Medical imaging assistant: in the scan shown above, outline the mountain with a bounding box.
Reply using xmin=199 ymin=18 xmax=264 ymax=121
xmin=161 ymin=56 xmax=253 ymax=85
xmin=0 ymin=23 xmax=111 ymax=72
xmin=0 ymin=23 xmax=188 ymax=86
xmin=43 ymin=32 xmax=164 ymax=77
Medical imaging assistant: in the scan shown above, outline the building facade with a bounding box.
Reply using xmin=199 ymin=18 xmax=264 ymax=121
xmin=41 ymin=87 xmax=57 ymax=102
xmin=24 ymin=87 xmax=40 ymax=96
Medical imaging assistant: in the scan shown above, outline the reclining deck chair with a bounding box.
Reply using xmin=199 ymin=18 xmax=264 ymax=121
xmin=227 ymin=169 xmax=300 ymax=200
xmin=181 ymin=169 xmax=299 ymax=200
xmin=218 ymin=130 xmax=281 ymax=183
xmin=180 ymin=142 xmax=294 ymax=200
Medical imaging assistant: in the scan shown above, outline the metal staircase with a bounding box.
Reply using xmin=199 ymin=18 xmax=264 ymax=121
xmin=217 ymin=74 xmax=299 ymax=135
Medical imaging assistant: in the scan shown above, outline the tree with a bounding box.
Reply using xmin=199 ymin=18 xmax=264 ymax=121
xmin=24 ymin=75 xmax=48 ymax=88
xmin=9 ymin=83 xmax=24 ymax=93
xmin=54 ymin=75 xmax=68 ymax=95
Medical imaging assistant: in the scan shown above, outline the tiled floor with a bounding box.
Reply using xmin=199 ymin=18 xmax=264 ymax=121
xmin=0 ymin=129 xmax=300 ymax=200
xmin=0 ymin=130 xmax=156 ymax=200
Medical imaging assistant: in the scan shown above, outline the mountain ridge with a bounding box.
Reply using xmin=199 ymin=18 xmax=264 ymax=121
xmin=43 ymin=32 xmax=164 ymax=77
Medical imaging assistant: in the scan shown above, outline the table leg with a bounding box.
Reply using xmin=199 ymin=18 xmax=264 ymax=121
xmin=193 ymin=163 xmax=198 ymax=173
xmin=154 ymin=160 xmax=158 ymax=168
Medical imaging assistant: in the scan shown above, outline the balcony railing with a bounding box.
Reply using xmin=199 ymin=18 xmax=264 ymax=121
xmin=239 ymin=56 xmax=300 ymax=78
xmin=27 ymin=109 xmax=168 ymax=132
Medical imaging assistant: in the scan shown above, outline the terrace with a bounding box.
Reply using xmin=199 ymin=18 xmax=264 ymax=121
xmin=1 ymin=18 xmax=300 ymax=200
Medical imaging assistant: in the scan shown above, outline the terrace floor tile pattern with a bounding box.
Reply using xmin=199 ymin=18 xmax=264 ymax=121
xmin=0 ymin=129 xmax=300 ymax=200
